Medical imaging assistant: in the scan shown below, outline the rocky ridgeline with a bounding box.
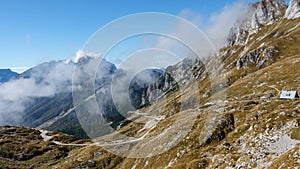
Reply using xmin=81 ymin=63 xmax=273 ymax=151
xmin=133 ymin=57 xmax=205 ymax=108
xmin=227 ymin=0 xmax=300 ymax=46
xmin=286 ymin=0 xmax=300 ymax=19
xmin=146 ymin=0 xmax=300 ymax=101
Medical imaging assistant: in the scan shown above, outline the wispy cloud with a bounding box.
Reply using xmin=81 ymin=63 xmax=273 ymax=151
xmin=178 ymin=9 xmax=202 ymax=26
xmin=0 ymin=50 xmax=98 ymax=125
xmin=155 ymin=1 xmax=248 ymax=60
xmin=0 ymin=1 xmax=250 ymax=125
xmin=10 ymin=67 xmax=31 ymax=73
xmin=204 ymin=1 xmax=247 ymax=50
xmin=0 ymin=48 xmax=115 ymax=125
xmin=0 ymin=77 xmax=57 ymax=124
xmin=72 ymin=50 xmax=101 ymax=63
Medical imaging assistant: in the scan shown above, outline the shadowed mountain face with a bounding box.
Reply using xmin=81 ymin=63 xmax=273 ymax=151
xmin=15 ymin=57 xmax=119 ymax=138
xmin=0 ymin=69 xmax=18 ymax=83
xmin=5 ymin=56 xmax=176 ymax=139
xmin=129 ymin=68 xmax=174 ymax=109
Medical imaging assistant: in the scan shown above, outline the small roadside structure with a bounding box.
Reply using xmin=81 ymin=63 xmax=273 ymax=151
xmin=279 ymin=90 xmax=299 ymax=99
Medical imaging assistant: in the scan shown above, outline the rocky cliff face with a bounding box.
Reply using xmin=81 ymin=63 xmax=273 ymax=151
xmin=136 ymin=57 xmax=205 ymax=107
xmin=236 ymin=47 xmax=278 ymax=69
xmin=227 ymin=0 xmax=287 ymax=46
xmin=129 ymin=69 xmax=164 ymax=108
xmin=1 ymin=0 xmax=300 ymax=168
xmin=285 ymin=0 xmax=300 ymax=19
xmin=126 ymin=56 xmax=205 ymax=110
xmin=165 ymin=57 xmax=205 ymax=85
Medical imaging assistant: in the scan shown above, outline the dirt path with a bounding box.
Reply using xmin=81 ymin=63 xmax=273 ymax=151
xmin=39 ymin=122 xmax=157 ymax=147
xmin=39 ymin=130 xmax=54 ymax=141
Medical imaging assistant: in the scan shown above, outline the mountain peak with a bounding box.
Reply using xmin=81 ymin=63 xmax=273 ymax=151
xmin=72 ymin=50 xmax=101 ymax=63
xmin=285 ymin=0 xmax=300 ymax=19
xmin=227 ymin=0 xmax=288 ymax=46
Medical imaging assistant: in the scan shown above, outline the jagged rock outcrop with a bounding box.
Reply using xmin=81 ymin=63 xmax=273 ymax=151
xmin=129 ymin=69 xmax=168 ymax=108
xmin=130 ymin=57 xmax=205 ymax=108
xmin=236 ymin=47 xmax=278 ymax=69
xmin=285 ymin=0 xmax=300 ymax=19
xmin=165 ymin=57 xmax=205 ymax=85
xmin=227 ymin=0 xmax=288 ymax=46
xmin=2 ymin=0 xmax=300 ymax=168
xmin=140 ymin=72 xmax=177 ymax=105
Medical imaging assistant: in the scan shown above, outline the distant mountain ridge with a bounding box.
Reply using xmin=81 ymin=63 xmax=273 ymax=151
xmin=1 ymin=0 xmax=300 ymax=168
xmin=7 ymin=54 xmax=173 ymax=138
xmin=4 ymin=0 xmax=300 ymax=139
xmin=0 ymin=69 xmax=19 ymax=83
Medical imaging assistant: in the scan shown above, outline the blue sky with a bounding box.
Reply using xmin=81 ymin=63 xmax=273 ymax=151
xmin=0 ymin=0 xmax=262 ymax=72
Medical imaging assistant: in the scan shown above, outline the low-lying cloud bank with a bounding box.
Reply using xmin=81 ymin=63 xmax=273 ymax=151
xmin=0 ymin=1 xmax=251 ymax=125
xmin=0 ymin=50 xmax=100 ymax=125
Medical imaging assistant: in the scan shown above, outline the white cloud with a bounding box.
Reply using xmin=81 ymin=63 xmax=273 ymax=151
xmin=0 ymin=78 xmax=56 ymax=124
xmin=154 ymin=11 xmax=210 ymax=60
xmin=0 ymin=49 xmax=107 ymax=125
xmin=204 ymin=1 xmax=247 ymax=50
xmin=72 ymin=50 xmax=101 ymax=63
xmin=0 ymin=1 xmax=250 ymax=125
xmin=155 ymin=1 xmax=248 ymax=60
xmin=178 ymin=9 xmax=202 ymax=26
xmin=10 ymin=66 xmax=31 ymax=73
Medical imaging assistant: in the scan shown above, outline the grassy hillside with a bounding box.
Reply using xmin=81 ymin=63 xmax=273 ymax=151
xmin=52 ymin=16 xmax=300 ymax=168
xmin=1 ymin=10 xmax=300 ymax=169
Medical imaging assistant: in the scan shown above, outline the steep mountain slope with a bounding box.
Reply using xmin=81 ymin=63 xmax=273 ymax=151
xmin=10 ymin=55 xmax=176 ymax=138
xmin=286 ymin=0 xmax=300 ymax=19
xmin=16 ymin=58 xmax=119 ymax=138
xmin=0 ymin=69 xmax=18 ymax=83
xmin=51 ymin=0 xmax=299 ymax=168
xmin=1 ymin=0 xmax=300 ymax=168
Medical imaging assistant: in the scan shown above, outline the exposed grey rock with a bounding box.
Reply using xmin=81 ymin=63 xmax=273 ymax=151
xmin=130 ymin=57 xmax=205 ymax=108
xmin=285 ymin=0 xmax=300 ymax=19
xmin=227 ymin=0 xmax=288 ymax=46
xmin=236 ymin=47 xmax=278 ymax=69
xmin=165 ymin=57 xmax=205 ymax=85
xmin=129 ymin=69 xmax=167 ymax=108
